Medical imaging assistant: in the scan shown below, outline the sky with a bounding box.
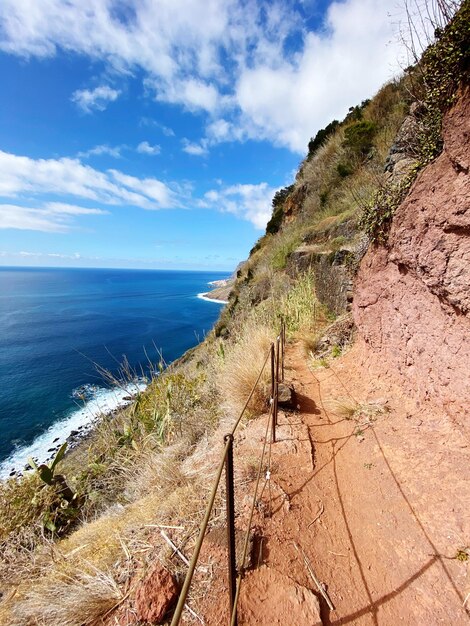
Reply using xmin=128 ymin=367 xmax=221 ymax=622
xmin=0 ymin=0 xmax=415 ymax=271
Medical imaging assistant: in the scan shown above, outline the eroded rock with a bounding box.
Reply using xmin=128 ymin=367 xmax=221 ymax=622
xmin=134 ymin=564 xmax=179 ymax=624
xmin=354 ymin=88 xmax=470 ymax=429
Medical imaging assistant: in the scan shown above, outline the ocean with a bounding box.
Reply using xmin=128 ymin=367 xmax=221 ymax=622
xmin=0 ymin=267 xmax=229 ymax=478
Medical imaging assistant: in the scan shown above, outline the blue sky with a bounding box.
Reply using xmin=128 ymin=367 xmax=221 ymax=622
xmin=0 ymin=0 xmax=412 ymax=271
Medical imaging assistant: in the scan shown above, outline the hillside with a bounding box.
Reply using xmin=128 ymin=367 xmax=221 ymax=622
xmin=0 ymin=3 xmax=469 ymax=625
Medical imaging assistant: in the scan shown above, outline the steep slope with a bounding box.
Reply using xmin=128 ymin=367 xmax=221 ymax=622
xmin=1 ymin=5 xmax=468 ymax=626
xmin=354 ymin=87 xmax=470 ymax=433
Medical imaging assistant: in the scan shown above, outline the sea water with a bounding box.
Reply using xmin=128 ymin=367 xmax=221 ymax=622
xmin=0 ymin=267 xmax=229 ymax=478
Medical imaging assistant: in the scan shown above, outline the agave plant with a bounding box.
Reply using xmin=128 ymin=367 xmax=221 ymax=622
xmin=29 ymin=442 xmax=75 ymax=503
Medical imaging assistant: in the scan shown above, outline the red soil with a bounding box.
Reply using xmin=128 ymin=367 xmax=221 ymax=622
xmin=193 ymin=341 xmax=469 ymax=625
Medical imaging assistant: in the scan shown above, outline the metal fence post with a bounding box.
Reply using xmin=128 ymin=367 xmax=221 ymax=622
xmin=273 ymin=337 xmax=280 ymax=438
xmin=270 ymin=342 xmax=275 ymax=402
xmin=281 ymin=322 xmax=285 ymax=383
xmin=224 ymin=434 xmax=237 ymax=626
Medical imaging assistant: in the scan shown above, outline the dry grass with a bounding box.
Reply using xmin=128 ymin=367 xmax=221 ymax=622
xmin=0 ymin=349 xmax=225 ymax=625
xmin=330 ymin=398 xmax=360 ymax=420
xmin=265 ymin=226 xmax=302 ymax=271
xmin=216 ymin=323 xmax=273 ymax=419
xmin=328 ymin=398 xmax=390 ymax=422
xmin=0 ymin=437 xmax=215 ymax=626
xmin=298 ymin=128 xmax=346 ymax=191
xmin=9 ymin=567 xmax=122 ymax=626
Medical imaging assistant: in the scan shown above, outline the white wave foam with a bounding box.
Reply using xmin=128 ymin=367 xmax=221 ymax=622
xmin=197 ymin=292 xmax=228 ymax=304
xmin=0 ymin=381 xmax=146 ymax=480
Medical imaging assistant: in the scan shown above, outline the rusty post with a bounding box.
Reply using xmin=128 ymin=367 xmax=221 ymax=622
xmin=224 ymin=434 xmax=237 ymax=626
xmin=271 ymin=393 xmax=276 ymax=444
xmin=273 ymin=336 xmax=280 ymax=438
xmin=270 ymin=342 xmax=275 ymax=403
xmin=281 ymin=322 xmax=285 ymax=382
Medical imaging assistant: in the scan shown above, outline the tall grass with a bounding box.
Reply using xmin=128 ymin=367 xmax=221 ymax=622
xmin=11 ymin=567 xmax=122 ymax=626
xmin=216 ymin=322 xmax=273 ymax=419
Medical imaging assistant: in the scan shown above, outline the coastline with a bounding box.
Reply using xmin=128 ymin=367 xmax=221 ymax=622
xmin=0 ymin=382 xmax=146 ymax=480
xmin=197 ymin=292 xmax=229 ymax=304
xmin=0 ymin=281 xmax=228 ymax=481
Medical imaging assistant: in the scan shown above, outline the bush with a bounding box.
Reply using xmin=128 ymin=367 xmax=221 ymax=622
xmin=266 ymin=185 xmax=294 ymax=235
xmin=343 ymin=120 xmax=377 ymax=156
xmin=216 ymin=323 xmax=272 ymax=418
xmin=269 ymin=229 xmax=301 ymax=271
xmin=307 ymin=120 xmax=339 ymax=159
xmin=337 ymin=162 xmax=353 ymax=178
xmin=360 ymin=2 xmax=469 ymax=243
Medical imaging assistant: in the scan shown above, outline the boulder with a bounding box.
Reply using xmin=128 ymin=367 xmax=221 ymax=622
xmin=134 ymin=564 xmax=179 ymax=624
xmin=277 ymin=383 xmax=296 ymax=408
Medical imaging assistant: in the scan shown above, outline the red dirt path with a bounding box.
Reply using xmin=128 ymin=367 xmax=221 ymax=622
xmin=195 ymin=342 xmax=470 ymax=625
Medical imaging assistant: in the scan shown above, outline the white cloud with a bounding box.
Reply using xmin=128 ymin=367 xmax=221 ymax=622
xmin=16 ymin=250 xmax=82 ymax=259
xmin=137 ymin=141 xmax=161 ymax=156
xmin=0 ymin=147 xmax=277 ymax=231
xmin=203 ymin=182 xmax=277 ymax=229
xmin=0 ymin=204 xmax=69 ymax=232
xmin=0 ymin=203 xmax=107 ymax=232
xmin=108 ymin=169 xmax=176 ymax=206
xmin=77 ymin=144 xmax=123 ymax=158
xmin=0 ymin=0 xmax=432 ymax=153
xmin=71 ymin=85 xmax=121 ymax=113
xmin=0 ymin=149 xmax=179 ymax=210
xmin=140 ymin=118 xmax=175 ymax=136
xmin=44 ymin=202 xmax=108 ymax=215
xmin=182 ymin=140 xmax=209 ymax=157
xmin=150 ymin=77 xmax=223 ymax=113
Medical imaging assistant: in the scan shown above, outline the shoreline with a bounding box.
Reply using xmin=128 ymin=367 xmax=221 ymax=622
xmin=0 ymin=382 xmax=147 ymax=480
xmin=197 ymin=291 xmax=229 ymax=304
xmin=1 ymin=283 xmax=227 ymax=481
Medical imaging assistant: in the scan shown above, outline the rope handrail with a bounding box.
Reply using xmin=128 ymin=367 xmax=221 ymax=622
xmin=230 ymin=400 xmax=274 ymax=626
xmin=170 ymin=435 xmax=233 ymax=625
xmin=170 ymin=321 xmax=285 ymax=626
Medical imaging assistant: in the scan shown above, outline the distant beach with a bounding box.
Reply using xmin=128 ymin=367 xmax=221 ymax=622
xmin=197 ymin=292 xmax=229 ymax=304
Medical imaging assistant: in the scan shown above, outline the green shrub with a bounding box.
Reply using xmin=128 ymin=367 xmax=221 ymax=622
xmin=266 ymin=185 xmax=294 ymax=235
xmin=360 ymin=2 xmax=469 ymax=243
xmin=270 ymin=236 xmax=300 ymax=270
xmin=343 ymin=120 xmax=377 ymax=156
xmin=319 ymin=191 xmax=328 ymax=207
xmin=337 ymin=162 xmax=353 ymax=177
xmin=417 ymin=1 xmax=470 ymax=164
xmin=307 ymin=120 xmax=339 ymax=159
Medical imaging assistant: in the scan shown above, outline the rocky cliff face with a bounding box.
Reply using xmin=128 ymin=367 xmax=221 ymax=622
xmin=354 ymin=87 xmax=470 ymax=432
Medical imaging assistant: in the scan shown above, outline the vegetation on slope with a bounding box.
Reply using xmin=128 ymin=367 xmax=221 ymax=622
xmin=360 ymin=0 xmax=470 ymax=241
xmin=0 ymin=4 xmax=468 ymax=623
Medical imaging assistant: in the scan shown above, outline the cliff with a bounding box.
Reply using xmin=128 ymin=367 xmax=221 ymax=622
xmin=0 ymin=4 xmax=469 ymax=625
xmin=355 ymin=87 xmax=470 ymax=432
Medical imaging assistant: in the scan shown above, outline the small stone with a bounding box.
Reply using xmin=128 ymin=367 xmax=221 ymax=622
xmin=134 ymin=564 xmax=179 ymax=624
xmin=277 ymin=383 xmax=296 ymax=408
